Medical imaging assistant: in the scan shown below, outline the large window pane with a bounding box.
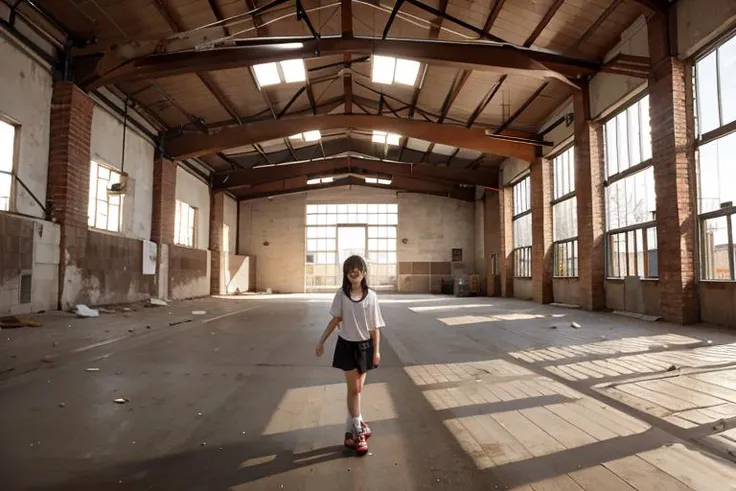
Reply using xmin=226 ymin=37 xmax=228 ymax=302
xmin=553 ymin=197 xmax=578 ymax=241
xmin=696 ymin=52 xmax=721 ymax=135
xmin=513 ymin=213 xmax=532 ymax=248
xmin=606 ymin=167 xmax=656 ymax=230
xmin=702 ymin=216 xmax=731 ymax=280
xmin=719 ymin=37 xmax=736 ymax=125
xmin=640 ymin=96 xmax=652 ymax=161
xmin=616 ymin=112 xmax=630 ymax=173
xmin=514 ymin=176 xmax=531 ymax=215
xmin=0 ymin=172 xmax=11 ymax=212
xmin=698 ymin=132 xmax=736 ymax=213
xmin=605 ymin=120 xmax=618 ymax=177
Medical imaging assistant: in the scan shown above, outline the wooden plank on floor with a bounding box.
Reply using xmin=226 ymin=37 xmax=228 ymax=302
xmin=528 ymin=475 xmax=585 ymax=491
xmin=575 ymin=398 xmax=651 ymax=435
xmin=492 ymin=410 xmax=567 ymax=458
xmin=466 ymin=413 xmax=533 ymax=466
xmin=520 ymin=406 xmax=597 ymax=448
xmin=616 ymin=383 xmax=695 ymax=412
xmin=444 ymin=418 xmax=495 ymax=470
xmin=638 ymin=443 xmax=736 ymax=491
xmin=639 ymin=379 xmax=724 ymax=407
xmin=569 ymin=464 xmax=638 ymax=491
xmin=546 ymin=403 xmax=619 ymax=441
xmin=604 ymin=455 xmax=695 ymax=491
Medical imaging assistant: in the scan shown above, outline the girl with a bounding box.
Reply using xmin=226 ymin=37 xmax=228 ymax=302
xmin=315 ymin=255 xmax=385 ymax=456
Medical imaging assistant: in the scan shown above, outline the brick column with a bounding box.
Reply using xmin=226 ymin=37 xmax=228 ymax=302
xmin=210 ymin=190 xmax=226 ymax=295
xmin=151 ymin=156 xmax=177 ymax=245
xmin=499 ymin=186 xmax=514 ymax=297
xmin=531 ymin=157 xmax=553 ymax=304
xmin=47 ymin=81 xmax=94 ymax=310
xmin=574 ymin=83 xmax=606 ymax=311
xmin=484 ymin=191 xmax=501 ymax=296
xmin=648 ymin=12 xmax=699 ymax=324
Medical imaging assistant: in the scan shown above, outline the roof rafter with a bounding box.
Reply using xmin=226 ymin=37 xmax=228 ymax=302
xmin=523 ymin=0 xmax=564 ymax=48
xmin=166 ymin=114 xmax=541 ymax=161
xmin=81 ymin=37 xmax=598 ymax=90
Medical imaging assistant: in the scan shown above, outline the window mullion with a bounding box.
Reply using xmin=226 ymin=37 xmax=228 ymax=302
xmin=728 ymin=215 xmax=735 ymax=280
xmin=716 ymin=48 xmax=724 ymax=127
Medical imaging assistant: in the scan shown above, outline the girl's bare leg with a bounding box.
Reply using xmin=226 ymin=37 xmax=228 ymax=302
xmin=345 ymin=369 xmax=367 ymax=418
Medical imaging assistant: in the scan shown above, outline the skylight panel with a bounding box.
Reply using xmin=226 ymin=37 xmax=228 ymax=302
xmin=303 ymin=130 xmax=322 ymax=142
xmin=394 ymin=59 xmax=420 ymax=86
xmin=372 ymin=55 xmax=396 ymax=84
xmin=253 ymin=62 xmax=280 ymax=87
xmin=281 ymin=59 xmax=306 ymax=83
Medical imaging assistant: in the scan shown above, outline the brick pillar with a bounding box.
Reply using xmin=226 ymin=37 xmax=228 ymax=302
xmin=484 ymin=191 xmax=502 ymax=296
xmin=47 ymin=81 xmax=94 ymax=310
xmin=574 ymin=83 xmax=606 ymax=311
xmin=499 ymin=186 xmax=514 ymax=297
xmin=151 ymin=156 xmax=177 ymax=245
xmin=210 ymin=191 xmax=225 ymax=295
xmin=648 ymin=12 xmax=699 ymax=324
xmin=531 ymin=157 xmax=553 ymax=304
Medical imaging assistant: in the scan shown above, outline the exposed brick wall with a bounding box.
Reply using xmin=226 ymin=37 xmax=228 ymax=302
xmin=484 ymin=192 xmax=501 ymax=296
xmin=151 ymin=157 xmax=176 ymax=245
xmin=47 ymin=82 xmax=93 ymax=230
xmin=531 ymin=157 xmax=553 ymax=304
xmin=649 ymin=58 xmax=699 ymax=324
xmin=499 ymin=186 xmax=514 ymax=297
xmin=574 ymin=85 xmax=606 ymax=311
xmin=47 ymin=82 xmax=94 ymax=308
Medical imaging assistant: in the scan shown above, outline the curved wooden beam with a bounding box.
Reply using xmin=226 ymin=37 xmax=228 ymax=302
xmin=81 ymin=37 xmax=598 ymax=90
xmin=213 ymin=156 xmax=499 ymax=189
xmin=166 ymin=114 xmax=540 ymax=161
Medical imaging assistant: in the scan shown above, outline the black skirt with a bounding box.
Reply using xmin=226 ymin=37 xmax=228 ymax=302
xmin=332 ymin=335 xmax=377 ymax=373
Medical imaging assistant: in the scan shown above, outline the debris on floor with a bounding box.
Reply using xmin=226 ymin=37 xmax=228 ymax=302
xmin=149 ymin=298 xmax=168 ymax=307
xmin=85 ymin=368 xmax=100 ymax=372
xmin=571 ymin=322 xmax=581 ymax=329
xmin=667 ymin=365 xmax=678 ymax=372
xmin=113 ymin=397 xmax=130 ymax=404
xmin=550 ymin=302 xmax=581 ymax=309
xmin=613 ymin=310 xmax=662 ymax=322
xmin=97 ymin=307 xmax=116 ymax=314
xmin=550 ymin=325 xmax=558 ymax=329
xmin=192 ymin=310 xmax=206 ymax=315
xmin=58 ymin=402 xmax=66 ymax=408
xmin=75 ymin=305 xmax=99 ymax=318
xmin=0 ymin=316 xmax=43 ymax=328
xmin=169 ymin=319 xmax=192 ymax=326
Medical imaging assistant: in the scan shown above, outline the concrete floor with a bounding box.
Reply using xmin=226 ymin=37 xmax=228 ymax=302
xmin=2 ymin=295 xmax=736 ymax=490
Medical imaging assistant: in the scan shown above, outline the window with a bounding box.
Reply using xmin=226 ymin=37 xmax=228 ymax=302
xmin=695 ymin=34 xmax=736 ymax=280
xmin=174 ymin=200 xmax=196 ymax=247
xmin=0 ymin=119 xmax=17 ymax=211
xmin=603 ymin=96 xmax=657 ymax=278
xmin=512 ymin=176 xmax=532 ymax=278
xmin=552 ymin=146 xmax=578 ymax=277
xmin=372 ymin=130 xmax=401 ymax=146
xmin=305 ymin=204 xmax=398 ymax=289
xmin=371 ymin=56 xmax=420 ymax=86
xmin=364 ymin=177 xmax=392 ymax=185
xmin=307 ymin=177 xmax=334 ymax=185
xmin=253 ymin=59 xmax=306 ymax=87
xmin=88 ymin=161 xmax=123 ymax=232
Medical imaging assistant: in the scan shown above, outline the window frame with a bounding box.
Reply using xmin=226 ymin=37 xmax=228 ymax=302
xmin=0 ymin=116 xmax=20 ymax=213
xmin=602 ymin=94 xmax=658 ymax=279
xmin=694 ymin=33 xmax=736 ymax=282
xmin=550 ymin=145 xmax=578 ymax=278
xmin=174 ymin=200 xmax=198 ymax=248
xmin=512 ymin=175 xmax=532 ymax=278
xmin=88 ymin=160 xmax=124 ymax=233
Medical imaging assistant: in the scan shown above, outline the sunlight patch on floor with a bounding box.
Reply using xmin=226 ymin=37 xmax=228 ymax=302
xmin=239 ymin=454 xmax=277 ymax=469
xmin=262 ymin=382 xmax=396 ymax=436
xmin=510 ymin=333 xmax=702 ymax=365
xmin=409 ymin=304 xmax=494 ymax=312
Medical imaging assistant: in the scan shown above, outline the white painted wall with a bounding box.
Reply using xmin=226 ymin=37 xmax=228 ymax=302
xmin=589 ymin=15 xmax=649 ymax=120
xmin=175 ymin=166 xmax=210 ymax=250
xmin=223 ymin=194 xmax=237 ymax=253
xmin=306 ymin=185 xmax=398 ymax=203
xmin=90 ymin=105 xmax=155 ymax=240
xmin=398 ymin=193 xmax=475 ymax=273
xmin=539 ymin=99 xmax=574 ymax=158
xmin=475 ymin=199 xmax=485 ymax=292
xmin=678 ymin=0 xmax=736 ymax=58
xmin=239 ymin=193 xmax=306 ymax=293
xmin=0 ymin=31 xmax=52 ymax=219
xmin=500 ymin=158 xmax=530 ymax=187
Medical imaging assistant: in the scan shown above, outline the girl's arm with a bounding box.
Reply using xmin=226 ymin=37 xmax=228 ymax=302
xmin=371 ymin=328 xmax=381 ymax=365
xmin=315 ymin=316 xmax=341 ymax=356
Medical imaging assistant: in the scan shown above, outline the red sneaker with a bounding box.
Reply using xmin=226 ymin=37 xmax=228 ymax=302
xmin=354 ymin=430 xmax=368 ymax=456
xmin=361 ymin=421 xmax=372 ymax=439
xmin=344 ymin=432 xmax=356 ymax=449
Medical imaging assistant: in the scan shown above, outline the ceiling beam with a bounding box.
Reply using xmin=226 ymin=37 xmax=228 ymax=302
xmin=341 ymin=0 xmax=353 ymax=37
xmin=523 ymin=0 xmax=564 ymax=48
xmin=236 ymin=175 xmax=476 ymax=201
xmin=422 ymin=69 xmax=471 ymax=161
xmin=482 ymin=0 xmax=506 ymax=34
xmin=166 ymin=114 xmax=540 ymax=161
xmin=495 ymin=81 xmax=549 ymax=134
xmin=82 ymin=37 xmax=598 ymax=89
xmin=572 ymin=0 xmax=622 ymax=52
xmin=213 ymin=156 xmax=498 ymax=189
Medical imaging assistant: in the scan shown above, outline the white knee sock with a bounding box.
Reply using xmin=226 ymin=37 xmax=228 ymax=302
xmin=353 ymin=416 xmax=363 ymax=431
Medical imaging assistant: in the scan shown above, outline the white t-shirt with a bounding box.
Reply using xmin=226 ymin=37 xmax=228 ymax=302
xmin=329 ymin=288 xmax=386 ymax=342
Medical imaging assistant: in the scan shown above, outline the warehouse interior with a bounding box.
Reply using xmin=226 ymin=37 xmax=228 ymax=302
xmin=3 ymin=0 xmax=736 ymax=489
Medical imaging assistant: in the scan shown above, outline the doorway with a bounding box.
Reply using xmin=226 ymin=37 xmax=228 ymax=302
xmin=337 ymin=225 xmax=367 ymax=266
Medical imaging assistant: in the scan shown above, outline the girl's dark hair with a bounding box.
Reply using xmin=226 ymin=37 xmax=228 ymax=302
xmin=341 ymin=255 xmax=369 ymax=298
